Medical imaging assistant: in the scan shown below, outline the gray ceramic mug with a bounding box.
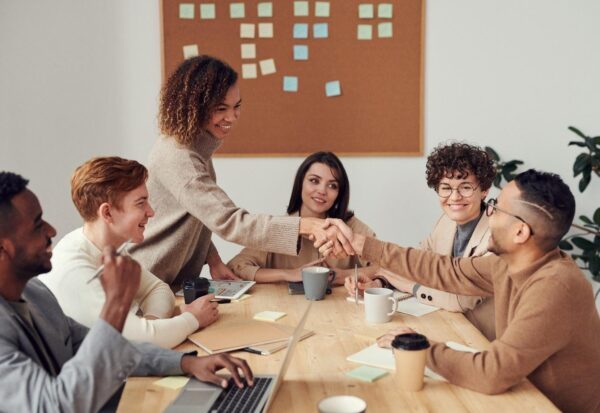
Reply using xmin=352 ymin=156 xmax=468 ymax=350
xmin=301 ymin=266 xmax=336 ymax=300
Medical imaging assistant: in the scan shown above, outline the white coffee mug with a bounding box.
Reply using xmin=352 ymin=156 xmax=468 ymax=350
xmin=364 ymin=288 xmax=397 ymax=324
xmin=318 ymin=395 xmax=367 ymax=413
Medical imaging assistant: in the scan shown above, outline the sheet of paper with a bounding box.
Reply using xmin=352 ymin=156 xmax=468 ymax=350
xmin=315 ymin=1 xmax=330 ymax=17
xmin=395 ymin=297 xmax=439 ymax=317
xmin=254 ymin=310 xmax=286 ymax=322
xmin=199 ymin=3 xmax=216 ymax=19
xmin=257 ymin=2 xmax=273 ymax=17
xmin=179 ymin=4 xmax=195 ymax=19
xmin=357 ymin=24 xmax=373 ymax=40
xmin=233 ymin=293 xmax=252 ymax=302
xmin=325 ymin=80 xmax=341 ymax=97
xmin=153 ymin=376 xmax=190 ymax=390
xmin=294 ymin=1 xmax=309 ymax=16
xmin=283 ymin=76 xmax=298 ymax=92
xmin=241 ymin=43 xmax=256 ymax=59
xmin=358 ymin=4 xmax=374 ymax=19
xmin=242 ymin=63 xmax=257 ymax=79
xmin=258 ymin=22 xmax=273 ymax=38
xmin=230 ymin=3 xmax=245 ymax=19
xmin=313 ymin=23 xmax=328 ymax=39
xmin=182 ymin=44 xmax=199 ymax=59
xmin=378 ymin=22 xmax=393 ymax=38
xmin=259 ymin=58 xmax=276 ymax=75
xmin=346 ymin=366 xmax=388 ymax=382
xmin=378 ymin=3 xmax=393 ymax=18
xmin=293 ymin=45 xmax=309 ymax=60
xmin=240 ymin=23 xmax=256 ymax=38
xmin=293 ymin=23 xmax=309 ymax=39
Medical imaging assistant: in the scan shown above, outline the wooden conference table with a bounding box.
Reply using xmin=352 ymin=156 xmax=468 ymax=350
xmin=117 ymin=284 xmax=558 ymax=412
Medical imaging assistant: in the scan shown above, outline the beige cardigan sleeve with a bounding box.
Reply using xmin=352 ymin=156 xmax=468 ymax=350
xmin=226 ymin=247 xmax=271 ymax=281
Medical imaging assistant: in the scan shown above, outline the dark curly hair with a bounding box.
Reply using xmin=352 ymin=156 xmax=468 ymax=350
xmin=0 ymin=171 xmax=29 ymax=235
xmin=159 ymin=55 xmax=238 ymax=146
xmin=426 ymin=142 xmax=496 ymax=191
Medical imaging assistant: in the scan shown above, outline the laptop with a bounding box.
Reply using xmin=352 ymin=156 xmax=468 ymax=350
xmin=165 ymin=302 xmax=313 ymax=413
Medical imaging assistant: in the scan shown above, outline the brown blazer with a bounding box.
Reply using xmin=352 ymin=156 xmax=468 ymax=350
xmin=417 ymin=213 xmax=496 ymax=340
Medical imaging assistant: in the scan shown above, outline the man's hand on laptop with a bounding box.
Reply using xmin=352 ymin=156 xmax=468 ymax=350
xmin=181 ymin=354 xmax=254 ymax=389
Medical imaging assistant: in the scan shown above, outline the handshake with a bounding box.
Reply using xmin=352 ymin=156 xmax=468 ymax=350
xmin=300 ymin=217 xmax=366 ymax=258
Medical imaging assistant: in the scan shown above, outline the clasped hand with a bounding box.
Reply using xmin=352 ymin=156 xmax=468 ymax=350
xmin=307 ymin=218 xmax=357 ymax=258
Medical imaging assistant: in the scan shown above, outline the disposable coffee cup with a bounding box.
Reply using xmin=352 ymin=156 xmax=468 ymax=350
xmin=317 ymin=395 xmax=367 ymax=413
xmin=391 ymin=333 xmax=430 ymax=391
xmin=301 ymin=266 xmax=336 ymax=301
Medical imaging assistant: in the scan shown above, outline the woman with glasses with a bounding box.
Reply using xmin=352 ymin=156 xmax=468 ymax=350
xmin=347 ymin=142 xmax=497 ymax=340
xmin=227 ymin=151 xmax=377 ymax=284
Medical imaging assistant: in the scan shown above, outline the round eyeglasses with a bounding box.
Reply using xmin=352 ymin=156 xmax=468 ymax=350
xmin=436 ymin=183 xmax=478 ymax=198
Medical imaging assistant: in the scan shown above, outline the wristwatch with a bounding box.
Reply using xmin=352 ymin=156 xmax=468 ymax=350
xmin=373 ymin=275 xmax=393 ymax=290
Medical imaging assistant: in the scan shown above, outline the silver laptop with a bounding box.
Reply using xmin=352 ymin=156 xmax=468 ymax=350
xmin=166 ymin=302 xmax=313 ymax=413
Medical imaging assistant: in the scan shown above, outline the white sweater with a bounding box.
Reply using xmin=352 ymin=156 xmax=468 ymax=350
xmin=39 ymin=228 xmax=199 ymax=349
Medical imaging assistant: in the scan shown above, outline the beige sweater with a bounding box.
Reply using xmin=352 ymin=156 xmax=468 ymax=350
xmin=39 ymin=228 xmax=199 ymax=349
xmin=227 ymin=214 xmax=376 ymax=280
xmin=131 ymin=133 xmax=300 ymax=287
xmin=362 ymin=237 xmax=600 ymax=413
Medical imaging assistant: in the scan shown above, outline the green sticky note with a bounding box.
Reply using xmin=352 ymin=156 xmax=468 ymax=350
xmin=378 ymin=3 xmax=393 ymax=18
xmin=315 ymin=1 xmax=330 ymax=18
xmin=179 ymin=3 xmax=195 ymax=19
xmin=199 ymin=4 xmax=216 ymax=19
xmin=294 ymin=1 xmax=309 ymax=16
xmin=230 ymin=3 xmax=245 ymax=19
xmin=257 ymin=2 xmax=273 ymax=17
xmin=346 ymin=366 xmax=389 ymax=382
xmin=357 ymin=24 xmax=372 ymax=40
xmin=378 ymin=22 xmax=393 ymax=38
xmin=358 ymin=4 xmax=374 ymax=19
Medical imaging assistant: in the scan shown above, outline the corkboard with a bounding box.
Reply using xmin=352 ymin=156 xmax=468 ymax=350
xmin=161 ymin=0 xmax=424 ymax=156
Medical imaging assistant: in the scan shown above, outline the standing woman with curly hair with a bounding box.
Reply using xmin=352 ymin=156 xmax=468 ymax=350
xmin=347 ymin=142 xmax=497 ymax=340
xmin=130 ymin=56 xmax=342 ymax=289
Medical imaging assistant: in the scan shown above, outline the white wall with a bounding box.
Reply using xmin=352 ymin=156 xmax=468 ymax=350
xmin=2 ymin=1 xmax=599 ymax=303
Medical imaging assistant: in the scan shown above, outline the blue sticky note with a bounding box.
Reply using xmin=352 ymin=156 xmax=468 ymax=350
xmin=293 ymin=45 xmax=309 ymax=60
xmin=283 ymin=76 xmax=298 ymax=92
xmin=325 ymin=80 xmax=341 ymax=97
xmin=293 ymin=23 xmax=309 ymax=39
xmin=313 ymin=23 xmax=328 ymax=39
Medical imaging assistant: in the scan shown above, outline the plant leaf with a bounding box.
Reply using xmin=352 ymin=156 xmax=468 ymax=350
xmin=594 ymin=207 xmax=600 ymax=226
xmin=589 ymin=253 xmax=600 ymax=276
xmin=573 ymin=153 xmax=590 ymax=176
xmin=485 ymin=146 xmax=499 ymax=161
xmin=579 ymin=170 xmax=591 ymax=192
xmin=568 ymin=141 xmax=587 ymax=147
xmin=572 ymin=236 xmax=595 ymax=250
xmin=593 ymin=136 xmax=600 ymax=145
xmin=568 ymin=126 xmax=587 ymax=139
xmin=580 ymin=215 xmax=593 ymax=224
xmin=558 ymin=239 xmax=573 ymax=250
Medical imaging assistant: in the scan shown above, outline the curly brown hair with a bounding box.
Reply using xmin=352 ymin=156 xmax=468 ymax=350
xmin=425 ymin=142 xmax=496 ymax=190
xmin=159 ymin=55 xmax=238 ymax=146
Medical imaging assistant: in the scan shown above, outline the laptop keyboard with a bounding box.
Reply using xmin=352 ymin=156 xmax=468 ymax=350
xmin=210 ymin=377 xmax=272 ymax=413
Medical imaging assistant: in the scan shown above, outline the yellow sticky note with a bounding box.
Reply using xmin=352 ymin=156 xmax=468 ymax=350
xmin=259 ymin=58 xmax=276 ymax=75
xmin=378 ymin=22 xmax=393 ymax=38
xmin=378 ymin=3 xmax=393 ymax=18
xmin=241 ymin=43 xmax=256 ymax=59
xmin=315 ymin=1 xmax=330 ymax=17
xmin=182 ymin=44 xmax=199 ymax=59
xmin=358 ymin=4 xmax=374 ymax=19
xmin=242 ymin=63 xmax=257 ymax=79
xmin=230 ymin=3 xmax=245 ymax=19
xmin=240 ymin=23 xmax=256 ymax=38
xmin=199 ymin=4 xmax=216 ymax=19
xmin=154 ymin=376 xmax=190 ymax=390
xmin=179 ymin=3 xmax=195 ymax=19
xmin=357 ymin=24 xmax=372 ymax=40
xmin=258 ymin=23 xmax=273 ymax=38
xmin=257 ymin=2 xmax=273 ymax=18
xmin=233 ymin=294 xmax=252 ymax=302
xmin=254 ymin=311 xmax=286 ymax=322
xmin=294 ymin=1 xmax=309 ymax=17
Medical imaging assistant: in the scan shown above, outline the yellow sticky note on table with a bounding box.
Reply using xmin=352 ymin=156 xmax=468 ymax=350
xmin=259 ymin=58 xmax=276 ymax=76
xmin=358 ymin=4 xmax=374 ymax=19
xmin=254 ymin=311 xmax=286 ymax=322
xmin=240 ymin=23 xmax=256 ymax=38
xmin=234 ymin=294 xmax=252 ymax=302
xmin=378 ymin=22 xmax=393 ymax=38
xmin=230 ymin=3 xmax=245 ymax=19
xmin=154 ymin=376 xmax=190 ymax=390
xmin=357 ymin=24 xmax=372 ymax=40
xmin=315 ymin=1 xmax=330 ymax=17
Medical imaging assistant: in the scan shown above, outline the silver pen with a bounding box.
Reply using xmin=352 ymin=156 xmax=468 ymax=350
xmin=86 ymin=240 xmax=131 ymax=284
xmin=354 ymin=263 xmax=359 ymax=305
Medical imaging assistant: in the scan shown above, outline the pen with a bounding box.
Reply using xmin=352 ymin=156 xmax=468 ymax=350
xmin=354 ymin=263 xmax=359 ymax=306
xmin=86 ymin=240 xmax=131 ymax=284
xmin=242 ymin=347 xmax=264 ymax=355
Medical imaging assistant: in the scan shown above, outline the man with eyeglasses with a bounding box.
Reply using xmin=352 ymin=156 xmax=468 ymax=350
xmin=325 ymin=169 xmax=600 ymax=413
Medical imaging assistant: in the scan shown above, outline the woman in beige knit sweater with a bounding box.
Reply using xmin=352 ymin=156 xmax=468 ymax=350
xmin=227 ymin=152 xmax=378 ymax=284
xmin=130 ymin=56 xmax=351 ymax=289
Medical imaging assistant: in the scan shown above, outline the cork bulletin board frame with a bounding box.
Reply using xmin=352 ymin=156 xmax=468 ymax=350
xmin=161 ymin=0 xmax=424 ymax=156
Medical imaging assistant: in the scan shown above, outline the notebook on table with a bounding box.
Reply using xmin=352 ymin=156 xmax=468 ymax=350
xmin=166 ymin=302 xmax=313 ymax=413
